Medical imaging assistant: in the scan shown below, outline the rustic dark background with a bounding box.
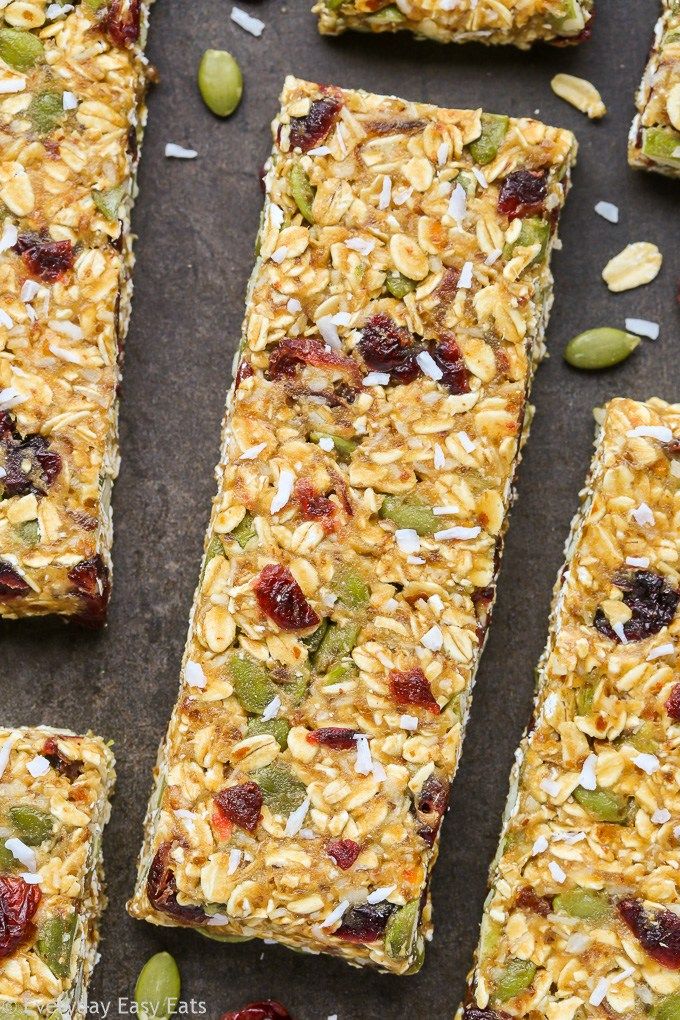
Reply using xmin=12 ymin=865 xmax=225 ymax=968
xmin=2 ymin=0 xmax=678 ymax=1016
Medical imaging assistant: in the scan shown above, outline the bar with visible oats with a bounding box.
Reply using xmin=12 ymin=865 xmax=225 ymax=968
xmin=459 ymin=396 xmax=680 ymax=1019
xmin=0 ymin=0 xmax=153 ymax=622
xmin=629 ymin=0 xmax=680 ymax=177
xmin=128 ymin=76 xmax=576 ymax=973
xmin=314 ymin=0 xmax=593 ymax=47
xmin=0 ymin=726 xmax=115 ymax=1018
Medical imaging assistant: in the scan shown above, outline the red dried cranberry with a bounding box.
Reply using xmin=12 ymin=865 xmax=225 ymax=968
xmin=101 ymin=0 xmax=141 ymax=46
xmin=14 ymin=234 xmax=74 ymax=282
xmin=516 ymin=886 xmax=551 ymax=916
xmin=389 ymin=667 xmax=440 ymax=714
xmin=68 ymin=555 xmax=111 ymax=626
xmin=307 ymin=727 xmax=358 ymax=749
xmin=214 ymin=783 xmax=263 ymax=833
xmin=235 ymin=360 xmax=254 ymax=388
xmin=288 ymin=96 xmax=342 ymax=153
xmin=254 ymin=564 xmax=319 ymax=631
xmin=497 ymin=170 xmax=548 ymax=220
xmin=147 ymin=842 xmax=207 ymax=924
xmin=0 ymin=876 xmax=41 ymax=959
xmin=294 ymin=479 xmax=337 ymax=533
xmin=463 ymin=1009 xmax=508 ymax=1020
xmin=334 ymin=902 xmax=396 ymax=943
xmin=220 ymin=1002 xmax=292 ymax=1020
xmin=326 ymin=839 xmax=361 ymax=870
xmin=618 ymin=897 xmax=680 ymax=969
xmin=414 ymin=774 xmax=448 ymax=846
xmin=41 ymin=737 xmax=82 ymax=782
xmin=0 ymin=561 xmax=30 ymax=598
xmin=0 ymin=412 xmax=62 ymax=498
xmin=431 ymin=335 xmax=470 ymax=395
xmin=666 ymin=683 xmax=680 ymax=720
xmin=268 ymin=336 xmax=361 ymax=385
xmin=594 ymin=570 xmax=679 ymax=643
xmin=472 ymin=584 xmax=495 ymax=644
xmin=358 ymin=313 xmax=421 ymax=384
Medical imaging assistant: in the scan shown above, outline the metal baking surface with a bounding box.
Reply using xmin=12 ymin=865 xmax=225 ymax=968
xmin=2 ymin=0 xmax=677 ymax=1016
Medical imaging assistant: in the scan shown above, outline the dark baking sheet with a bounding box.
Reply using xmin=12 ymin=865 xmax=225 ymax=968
xmin=2 ymin=1 xmax=678 ymax=1016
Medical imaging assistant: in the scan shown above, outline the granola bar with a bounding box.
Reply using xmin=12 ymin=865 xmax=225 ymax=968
xmin=127 ymin=76 xmax=576 ymax=973
xmin=314 ymin=0 xmax=594 ymax=47
xmin=0 ymin=0 xmax=153 ymax=622
xmin=0 ymin=726 xmax=115 ymax=1018
xmin=459 ymin=396 xmax=680 ymax=1020
xmin=629 ymin=0 xmax=680 ymax=177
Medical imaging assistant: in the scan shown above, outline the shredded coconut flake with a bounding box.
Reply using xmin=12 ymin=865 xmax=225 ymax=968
xmin=589 ymin=978 xmax=609 ymax=1007
xmin=633 ymin=752 xmax=660 ymax=775
xmin=5 ymin=838 xmax=37 ymax=872
xmin=0 ymin=77 xmax=25 ymax=94
xmin=262 ymin=695 xmax=281 ymax=721
xmin=631 ymin=501 xmax=655 ymax=526
xmin=165 ymin=143 xmax=198 ymax=159
xmin=284 ymin=796 xmax=310 ymax=837
xmin=0 ymin=223 xmax=17 ymax=253
xmin=484 ymin=248 xmax=502 ymax=266
xmin=434 ymin=525 xmax=481 ymax=541
xmin=625 ymin=555 xmax=649 ymax=568
xmin=378 ymin=175 xmax=392 ymax=210
xmin=458 ymin=261 xmax=473 ymax=289
xmin=531 ymin=835 xmax=549 ymax=856
xmin=540 ymin=777 xmax=561 ymax=797
xmin=184 ymin=660 xmax=207 ymax=688
xmin=594 ymin=200 xmax=619 ymax=223
xmin=317 ymin=316 xmax=341 ymax=349
xmin=627 ymin=425 xmax=673 ymax=443
xmin=271 ymin=246 xmax=288 ymax=264
xmin=286 ymin=297 xmax=302 ymax=314
xmin=62 ymin=91 xmax=78 ymax=110
xmin=318 ymin=436 xmax=334 ymax=452
xmin=395 ymin=529 xmax=420 ymax=554
xmin=399 ymin=714 xmax=419 ymax=731
xmin=0 ymin=734 xmax=17 ymax=781
xmin=0 ymin=388 xmax=26 ymax=410
xmin=307 ymin=145 xmax=331 ymax=156
xmin=0 ymin=310 xmax=12 ymax=329
xmin=578 ymin=753 xmax=598 ymax=791
xmin=437 ymin=141 xmax=448 ymax=166
xmin=239 ymin=442 xmax=266 ymax=460
xmin=20 ymin=280 xmax=39 ymax=303
xmin=321 ymin=899 xmax=349 ymax=929
xmin=433 ymin=444 xmax=445 ymax=469
xmin=647 ymin=642 xmax=674 ymax=661
xmin=613 ymin=621 xmax=628 ymax=644
xmin=367 ymin=885 xmax=396 ymax=904
xmin=448 ymin=183 xmax=466 ymax=224
xmin=421 ymin=625 xmax=443 ymax=651
xmin=345 ymin=237 xmax=375 ymax=256
xmin=26 ymin=756 xmax=50 ymax=778
xmin=652 ymin=808 xmax=671 ymax=824
xmin=472 ymin=167 xmax=488 ymax=188
xmin=548 ymin=860 xmax=567 ymax=884
xmin=416 ymin=350 xmax=443 ymax=381
xmin=457 ymin=431 xmax=476 ymax=452
xmin=271 ymin=468 xmax=295 ymax=514
xmin=354 ymin=734 xmax=373 ymax=775
xmin=230 ymin=5 xmax=265 ymax=34
xmin=433 ymin=505 xmax=459 ymax=516
xmin=363 ymin=371 xmax=390 ymax=386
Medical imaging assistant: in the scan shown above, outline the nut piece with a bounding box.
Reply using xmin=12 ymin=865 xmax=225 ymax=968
xmin=551 ymin=74 xmax=607 ymax=119
xmin=667 ymin=84 xmax=680 ymax=132
xmin=602 ymin=242 xmax=663 ymax=293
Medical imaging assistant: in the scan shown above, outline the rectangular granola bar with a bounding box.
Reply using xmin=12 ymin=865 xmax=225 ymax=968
xmin=629 ymin=0 xmax=680 ymax=177
xmin=0 ymin=726 xmax=115 ymax=1018
xmin=128 ymin=76 xmax=576 ymax=973
xmin=0 ymin=0 xmax=153 ymax=622
xmin=459 ymin=396 xmax=680 ymax=1019
xmin=314 ymin=0 xmax=593 ymax=47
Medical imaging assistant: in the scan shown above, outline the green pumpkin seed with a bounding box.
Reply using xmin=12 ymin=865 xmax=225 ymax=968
xmin=468 ymin=113 xmax=509 ymax=166
xmin=14 ymin=520 xmax=39 ymax=546
xmin=553 ymin=887 xmax=610 ymax=920
xmin=204 ymin=535 xmax=224 ymax=566
xmin=503 ymin=217 xmax=550 ymax=264
xmin=0 ymin=28 xmax=44 ymax=71
xmin=312 ymin=622 xmax=360 ymax=674
xmin=246 ymin=717 xmax=290 ymax=750
xmin=564 ymin=328 xmax=639 ymax=371
xmin=254 ymin=763 xmax=307 ymax=816
xmin=134 ymin=951 xmax=180 ymax=1020
xmin=331 ymin=566 xmax=370 ymax=609
xmin=325 ymin=0 xmax=344 ymax=8
xmin=28 ymin=92 xmax=64 ymax=135
xmin=456 ymin=171 xmax=477 ymax=197
xmin=494 ymin=958 xmax=537 ymax=1002
xmin=641 ymin=127 xmax=680 ymax=167
xmin=0 ymin=843 xmax=18 ymax=871
xmin=366 ymin=4 xmax=405 ymax=24
xmin=384 ymin=271 xmax=417 ymax=299
xmin=384 ymin=898 xmax=420 ymax=959
xmin=573 ymin=786 xmax=631 ymax=823
xmin=479 ymin=916 xmax=502 ymax=961
xmin=551 ymin=0 xmax=586 ymax=33
xmin=230 ymin=655 xmax=278 ymax=715
xmin=379 ymin=495 xmax=438 ymax=536
xmin=198 ymin=929 xmax=252 ymax=943
xmin=303 ymin=618 xmax=330 ymax=658
xmin=324 ymin=660 xmax=358 ymax=685
xmin=654 ymin=994 xmax=680 ymax=1020
xmin=92 ymin=183 xmax=126 ymax=220
xmin=621 ymin=722 xmax=658 ymax=755
xmin=309 ymin=431 xmax=357 ymax=462
xmin=83 ymin=0 xmax=107 ymax=9
xmin=575 ymin=682 xmax=595 ymax=716
xmin=9 ymin=805 xmax=53 ymax=845
xmin=36 ymin=912 xmax=77 ymax=978
xmin=283 ymin=666 xmax=309 ymax=705
xmin=232 ymin=510 xmax=256 ymax=548
xmin=289 ymin=163 xmax=315 ymax=224
xmin=197 ymin=50 xmax=242 ymax=118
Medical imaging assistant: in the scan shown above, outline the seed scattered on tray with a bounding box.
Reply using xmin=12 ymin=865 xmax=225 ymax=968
xmin=231 ymin=6 xmax=265 ymax=36
xmin=198 ymin=49 xmax=243 ymax=117
xmin=165 ymin=143 xmax=198 ymax=159
xmin=594 ymin=200 xmax=619 ymax=223
xmin=551 ymin=73 xmax=607 ymax=119
xmin=602 ymin=242 xmax=663 ymax=293
xmin=564 ymin=327 xmax=640 ymax=370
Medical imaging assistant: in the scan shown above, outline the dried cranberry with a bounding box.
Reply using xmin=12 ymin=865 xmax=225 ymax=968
xmin=516 ymin=886 xmax=551 ymax=917
xmin=268 ymin=336 xmax=361 ymax=385
xmin=288 ymin=96 xmax=342 ymax=153
xmin=666 ymin=684 xmax=680 ymax=720
xmin=334 ymin=902 xmax=396 ymax=943
xmin=463 ymin=1009 xmax=508 ymax=1020
xmin=414 ymin=774 xmax=448 ymax=846
xmin=101 ymin=0 xmax=141 ymax=46
xmin=147 ymin=842 xmax=207 ymax=924
xmin=307 ymin=727 xmax=358 ymax=749
xmin=14 ymin=234 xmax=74 ymax=282
xmin=472 ymin=584 xmax=495 ymax=643
xmin=0 ymin=561 xmax=30 ymax=598
xmin=618 ymin=897 xmax=680 ymax=969
xmin=220 ymin=1002 xmax=292 ymax=1020
xmin=41 ymin=738 xmax=82 ymax=782
xmin=389 ymin=667 xmax=440 ymax=714
xmin=235 ymin=360 xmax=254 ymax=388
xmin=326 ymin=839 xmax=361 ymax=870
xmin=0 ymin=412 xmax=62 ymax=498
xmin=294 ymin=479 xmax=337 ymax=533
xmin=497 ymin=170 xmax=548 ymax=220
xmin=254 ymin=564 xmax=319 ymax=631
xmin=68 ymin=555 xmax=111 ymax=626
xmin=594 ymin=570 xmax=679 ymax=643
xmin=0 ymin=876 xmax=41 ymax=959
xmin=432 ymin=335 xmax=470 ymax=395
xmin=214 ymin=783 xmax=263 ymax=833
xmin=358 ymin=313 xmax=421 ymax=384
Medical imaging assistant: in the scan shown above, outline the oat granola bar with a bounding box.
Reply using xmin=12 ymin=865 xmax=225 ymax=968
xmin=0 ymin=726 xmax=115 ymax=1018
xmin=459 ymin=396 xmax=680 ymax=1020
xmin=314 ymin=0 xmax=593 ymax=47
xmin=127 ymin=76 xmax=576 ymax=973
xmin=0 ymin=0 xmax=153 ymax=622
xmin=629 ymin=0 xmax=680 ymax=177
